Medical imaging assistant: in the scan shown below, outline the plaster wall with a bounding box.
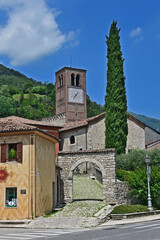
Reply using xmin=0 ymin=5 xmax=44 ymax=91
xmin=35 ymin=135 xmax=56 ymax=217
xmin=0 ymin=134 xmax=31 ymax=220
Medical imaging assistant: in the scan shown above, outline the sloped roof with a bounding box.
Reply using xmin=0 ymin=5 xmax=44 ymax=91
xmin=128 ymin=114 xmax=160 ymax=134
xmin=2 ymin=116 xmax=61 ymax=128
xmin=146 ymin=139 xmax=160 ymax=148
xmin=41 ymin=112 xmax=66 ymax=124
xmin=0 ymin=117 xmax=37 ymax=132
xmin=128 ymin=114 xmax=146 ymax=129
xmin=59 ymin=112 xmax=160 ymax=134
xmin=60 ymin=112 xmax=105 ymax=132
xmin=0 ymin=117 xmax=59 ymax=142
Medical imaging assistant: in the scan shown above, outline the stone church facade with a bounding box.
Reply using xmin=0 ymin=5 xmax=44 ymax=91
xmin=41 ymin=66 xmax=160 ymax=205
xmin=43 ymin=66 xmax=160 ymax=153
xmin=56 ymin=112 xmax=160 ymax=153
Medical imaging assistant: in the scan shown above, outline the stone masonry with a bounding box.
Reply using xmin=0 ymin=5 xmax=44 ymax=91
xmin=58 ymin=149 xmax=129 ymax=205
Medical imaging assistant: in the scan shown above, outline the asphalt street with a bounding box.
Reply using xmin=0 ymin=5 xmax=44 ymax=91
xmin=0 ymin=220 xmax=160 ymax=240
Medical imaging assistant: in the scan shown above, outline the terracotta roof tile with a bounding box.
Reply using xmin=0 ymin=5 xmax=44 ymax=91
xmin=0 ymin=118 xmax=36 ymax=132
xmin=0 ymin=117 xmax=59 ymax=142
xmin=2 ymin=116 xmax=61 ymax=127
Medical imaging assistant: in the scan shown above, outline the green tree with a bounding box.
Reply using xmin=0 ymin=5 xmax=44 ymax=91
xmin=0 ymin=96 xmax=14 ymax=117
xmin=105 ymin=20 xmax=128 ymax=154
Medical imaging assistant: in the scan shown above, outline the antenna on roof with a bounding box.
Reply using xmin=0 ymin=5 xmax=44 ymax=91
xmin=70 ymin=55 xmax=72 ymax=68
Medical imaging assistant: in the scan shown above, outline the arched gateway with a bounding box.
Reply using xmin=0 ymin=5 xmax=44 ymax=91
xmin=58 ymin=149 xmax=129 ymax=204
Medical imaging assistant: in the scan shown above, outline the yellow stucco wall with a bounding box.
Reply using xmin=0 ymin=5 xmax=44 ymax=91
xmin=0 ymin=132 xmax=57 ymax=220
xmin=0 ymin=134 xmax=31 ymax=220
xmin=35 ymin=135 xmax=56 ymax=217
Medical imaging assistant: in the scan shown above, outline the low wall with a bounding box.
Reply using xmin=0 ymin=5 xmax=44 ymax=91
xmin=111 ymin=210 xmax=160 ymax=220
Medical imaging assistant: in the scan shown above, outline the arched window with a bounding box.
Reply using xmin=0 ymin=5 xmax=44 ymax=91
xmin=58 ymin=76 xmax=61 ymax=87
xmin=76 ymin=74 xmax=80 ymax=86
xmin=71 ymin=74 xmax=75 ymax=86
xmin=70 ymin=135 xmax=75 ymax=144
xmin=59 ymin=75 xmax=63 ymax=87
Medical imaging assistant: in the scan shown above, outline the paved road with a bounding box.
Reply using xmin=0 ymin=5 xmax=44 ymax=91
xmin=0 ymin=220 xmax=160 ymax=240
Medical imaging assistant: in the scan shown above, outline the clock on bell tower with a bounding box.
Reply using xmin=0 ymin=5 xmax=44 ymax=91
xmin=55 ymin=67 xmax=87 ymax=123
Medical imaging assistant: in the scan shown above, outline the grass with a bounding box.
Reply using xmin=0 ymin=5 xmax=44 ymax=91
xmin=73 ymin=175 xmax=103 ymax=200
xmin=111 ymin=205 xmax=149 ymax=214
xmin=12 ymin=93 xmax=46 ymax=101
xmin=44 ymin=175 xmax=106 ymax=218
xmin=43 ymin=210 xmax=60 ymax=217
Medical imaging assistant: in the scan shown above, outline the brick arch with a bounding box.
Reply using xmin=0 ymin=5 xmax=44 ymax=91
xmin=68 ymin=158 xmax=106 ymax=179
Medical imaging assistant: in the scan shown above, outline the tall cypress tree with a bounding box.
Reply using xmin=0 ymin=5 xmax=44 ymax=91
xmin=105 ymin=20 xmax=128 ymax=154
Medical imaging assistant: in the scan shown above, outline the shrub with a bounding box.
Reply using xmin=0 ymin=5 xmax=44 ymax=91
xmin=8 ymin=149 xmax=17 ymax=159
xmin=117 ymin=166 xmax=160 ymax=208
xmin=117 ymin=169 xmax=132 ymax=181
xmin=116 ymin=149 xmax=160 ymax=171
xmin=111 ymin=205 xmax=148 ymax=214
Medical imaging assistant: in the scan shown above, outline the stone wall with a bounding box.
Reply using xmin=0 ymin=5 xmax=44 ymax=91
xmin=126 ymin=118 xmax=145 ymax=153
xmin=115 ymin=182 xmax=131 ymax=205
xmin=58 ymin=149 xmax=129 ymax=205
xmin=59 ymin=128 xmax=87 ymax=151
xmin=87 ymin=118 xmax=105 ymax=150
xmin=59 ymin=118 xmax=105 ymax=152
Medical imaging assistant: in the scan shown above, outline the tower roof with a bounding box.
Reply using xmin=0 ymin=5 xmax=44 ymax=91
xmin=55 ymin=66 xmax=87 ymax=74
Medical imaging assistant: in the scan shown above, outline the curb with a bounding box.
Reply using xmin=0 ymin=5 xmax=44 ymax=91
xmin=100 ymin=214 xmax=160 ymax=227
xmin=0 ymin=220 xmax=31 ymax=228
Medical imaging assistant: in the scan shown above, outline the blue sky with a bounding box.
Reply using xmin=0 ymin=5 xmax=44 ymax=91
xmin=0 ymin=0 xmax=159 ymax=119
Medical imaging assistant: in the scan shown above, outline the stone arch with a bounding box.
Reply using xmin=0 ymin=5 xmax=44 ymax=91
xmin=68 ymin=158 xmax=106 ymax=179
xmin=58 ymin=149 xmax=119 ymax=204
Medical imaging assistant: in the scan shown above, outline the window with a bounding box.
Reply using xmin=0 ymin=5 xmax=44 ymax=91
xmin=1 ymin=142 xmax=23 ymax=163
xmin=71 ymin=74 xmax=75 ymax=86
xmin=70 ymin=135 xmax=75 ymax=144
xmin=8 ymin=144 xmax=17 ymax=160
xmin=58 ymin=75 xmax=63 ymax=87
xmin=76 ymin=74 xmax=80 ymax=86
xmin=6 ymin=188 xmax=17 ymax=208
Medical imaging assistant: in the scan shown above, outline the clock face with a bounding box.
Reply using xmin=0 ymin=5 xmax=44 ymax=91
xmin=68 ymin=88 xmax=83 ymax=103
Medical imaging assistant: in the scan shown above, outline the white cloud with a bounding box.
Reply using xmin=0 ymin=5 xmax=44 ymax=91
xmin=129 ymin=27 xmax=142 ymax=37
xmin=0 ymin=0 xmax=71 ymax=66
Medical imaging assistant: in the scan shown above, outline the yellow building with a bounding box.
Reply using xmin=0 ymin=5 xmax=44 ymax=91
xmin=0 ymin=118 xmax=58 ymax=220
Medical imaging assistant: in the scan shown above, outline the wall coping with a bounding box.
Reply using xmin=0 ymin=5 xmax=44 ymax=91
xmin=111 ymin=210 xmax=160 ymax=220
xmin=58 ymin=148 xmax=115 ymax=155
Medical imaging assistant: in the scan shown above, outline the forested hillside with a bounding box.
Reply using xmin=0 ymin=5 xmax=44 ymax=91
xmin=0 ymin=64 xmax=159 ymax=129
xmin=129 ymin=112 xmax=160 ymax=132
xmin=0 ymin=64 xmax=104 ymax=120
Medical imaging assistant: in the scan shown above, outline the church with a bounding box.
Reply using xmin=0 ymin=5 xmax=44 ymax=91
xmin=42 ymin=66 xmax=160 ymax=153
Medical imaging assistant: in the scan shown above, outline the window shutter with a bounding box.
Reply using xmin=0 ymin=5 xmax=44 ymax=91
xmin=17 ymin=142 xmax=22 ymax=163
xmin=1 ymin=144 xmax=6 ymax=163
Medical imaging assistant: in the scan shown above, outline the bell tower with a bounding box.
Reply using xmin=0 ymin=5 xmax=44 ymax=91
xmin=55 ymin=67 xmax=87 ymax=123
